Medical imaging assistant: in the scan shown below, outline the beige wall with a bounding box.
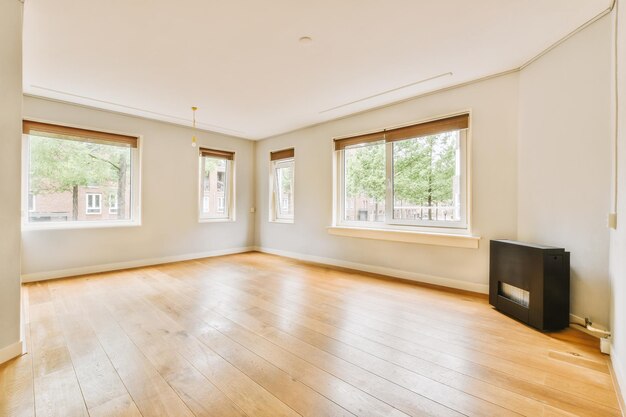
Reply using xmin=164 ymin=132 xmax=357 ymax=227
xmin=609 ymin=0 xmax=626 ymax=401
xmin=518 ymin=15 xmax=613 ymax=328
xmin=0 ymin=0 xmax=23 ymax=356
xmin=255 ymin=73 xmax=519 ymax=292
xmin=22 ymin=96 xmax=256 ymax=278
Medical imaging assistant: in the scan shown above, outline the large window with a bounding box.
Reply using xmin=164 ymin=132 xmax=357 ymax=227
xmin=199 ymin=147 xmax=234 ymax=221
xmin=269 ymin=148 xmax=295 ymax=222
xmin=335 ymin=113 xmax=469 ymax=230
xmin=22 ymin=120 xmax=140 ymax=226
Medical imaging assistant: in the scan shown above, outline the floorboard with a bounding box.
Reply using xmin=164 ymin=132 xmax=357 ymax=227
xmin=0 ymin=252 xmax=620 ymax=417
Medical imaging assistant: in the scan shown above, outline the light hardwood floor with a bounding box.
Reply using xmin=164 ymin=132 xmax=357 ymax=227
xmin=0 ymin=252 xmax=622 ymax=417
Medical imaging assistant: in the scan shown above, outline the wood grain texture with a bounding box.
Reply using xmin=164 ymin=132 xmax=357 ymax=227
xmin=0 ymin=252 xmax=621 ymax=417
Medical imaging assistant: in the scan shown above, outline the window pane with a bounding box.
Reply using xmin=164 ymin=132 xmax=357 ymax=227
xmin=274 ymin=162 xmax=294 ymax=219
xmin=201 ymin=156 xmax=229 ymax=218
xmin=28 ymin=134 xmax=132 ymax=223
xmin=343 ymin=142 xmax=385 ymax=222
xmin=109 ymin=193 xmax=118 ymax=214
xmin=392 ymin=131 xmax=461 ymax=222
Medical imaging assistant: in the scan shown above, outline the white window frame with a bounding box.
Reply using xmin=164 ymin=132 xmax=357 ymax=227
xmin=198 ymin=152 xmax=235 ymax=222
xmin=109 ymin=192 xmax=119 ymax=214
xmin=86 ymin=193 xmax=102 ymax=215
xmin=269 ymin=157 xmax=295 ymax=223
xmin=202 ymin=195 xmax=210 ymax=213
xmin=21 ymin=119 xmax=142 ymax=230
xmin=334 ymin=113 xmax=471 ymax=234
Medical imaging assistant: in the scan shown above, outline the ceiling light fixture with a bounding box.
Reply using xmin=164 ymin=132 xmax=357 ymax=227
xmin=299 ymin=36 xmax=313 ymax=44
xmin=191 ymin=106 xmax=198 ymax=147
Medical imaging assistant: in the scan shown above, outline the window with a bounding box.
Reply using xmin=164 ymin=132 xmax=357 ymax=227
xmin=28 ymin=193 xmax=36 ymax=212
xmin=86 ymin=193 xmax=102 ymax=214
xmin=269 ymin=148 xmax=295 ymax=222
xmin=22 ymin=120 xmax=140 ymax=226
xmin=335 ymin=113 xmax=469 ymax=230
xmin=199 ymin=147 xmax=234 ymax=221
xmin=109 ymin=192 xmax=118 ymax=214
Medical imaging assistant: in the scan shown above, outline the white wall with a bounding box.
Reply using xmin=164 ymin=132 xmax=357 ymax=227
xmin=610 ymin=0 xmax=626 ymax=402
xmin=21 ymin=97 xmax=255 ymax=278
xmin=0 ymin=0 xmax=24 ymax=359
xmin=255 ymin=73 xmax=519 ymax=292
xmin=518 ymin=15 xmax=613 ymax=328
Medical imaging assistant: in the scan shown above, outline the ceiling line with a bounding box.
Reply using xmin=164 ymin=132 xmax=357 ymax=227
xmin=27 ymin=84 xmax=246 ymax=135
xmin=264 ymin=68 xmax=520 ymax=141
xmin=520 ymin=0 xmax=615 ymax=69
xmin=319 ymin=72 xmax=453 ymax=114
xmin=22 ymin=93 xmax=251 ymax=141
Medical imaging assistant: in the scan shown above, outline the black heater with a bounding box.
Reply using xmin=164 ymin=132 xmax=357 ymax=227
xmin=489 ymin=240 xmax=570 ymax=331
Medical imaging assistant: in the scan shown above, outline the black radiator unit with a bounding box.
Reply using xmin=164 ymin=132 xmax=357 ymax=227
xmin=489 ymin=240 xmax=570 ymax=331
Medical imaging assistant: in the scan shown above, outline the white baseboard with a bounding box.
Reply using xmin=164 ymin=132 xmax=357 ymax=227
xmin=610 ymin=344 xmax=626 ymax=414
xmin=21 ymin=246 xmax=255 ymax=283
xmin=254 ymin=246 xmax=489 ymax=294
xmin=0 ymin=340 xmax=24 ymax=366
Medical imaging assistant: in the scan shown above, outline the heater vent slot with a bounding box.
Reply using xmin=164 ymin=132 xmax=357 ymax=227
xmin=498 ymin=282 xmax=529 ymax=308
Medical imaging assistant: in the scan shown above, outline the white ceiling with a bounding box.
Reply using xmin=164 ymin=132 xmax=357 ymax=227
xmin=23 ymin=0 xmax=611 ymax=140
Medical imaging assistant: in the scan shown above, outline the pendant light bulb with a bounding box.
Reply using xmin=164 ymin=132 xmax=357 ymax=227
xmin=191 ymin=106 xmax=198 ymax=147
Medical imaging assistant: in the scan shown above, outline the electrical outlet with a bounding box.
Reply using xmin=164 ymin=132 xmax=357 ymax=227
xmin=608 ymin=213 xmax=617 ymax=229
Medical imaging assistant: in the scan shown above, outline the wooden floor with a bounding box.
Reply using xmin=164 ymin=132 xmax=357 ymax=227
xmin=0 ymin=252 xmax=622 ymax=417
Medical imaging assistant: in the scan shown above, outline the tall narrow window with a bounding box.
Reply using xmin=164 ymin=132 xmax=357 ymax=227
xmin=22 ymin=120 xmax=140 ymax=225
xmin=199 ymin=147 xmax=235 ymax=221
xmin=269 ymin=148 xmax=295 ymax=222
xmin=335 ymin=113 xmax=469 ymax=230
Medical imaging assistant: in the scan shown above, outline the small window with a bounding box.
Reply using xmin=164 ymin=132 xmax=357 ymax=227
xmin=199 ymin=148 xmax=235 ymax=221
xmin=335 ymin=113 xmax=469 ymax=230
xmin=86 ymin=193 xmax=102 ymax=214
xmin=22 ymin=120 xmax=140 ymax=226
xmin=269 ymin=148 xmax=295 ymax=222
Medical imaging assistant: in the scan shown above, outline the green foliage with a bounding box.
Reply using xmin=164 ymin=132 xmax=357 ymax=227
xmin=345 ymin=142 xmax=386 ymax=202
xmin=202 ymin=156 xmax=222 ymax=177
xmin=277 ymin=165 xmax=293 ymax=195
xmin=29 ymin=136 xmax=128 ymax=195
xmin=344 ymin=132 xmax=458 ymax=206
xmin=393 ymin=132 xmax=457 ymax=205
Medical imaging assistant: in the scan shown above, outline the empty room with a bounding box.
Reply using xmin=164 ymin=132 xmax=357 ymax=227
xmin=2 ymin=0 xmax=626 ymax=416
